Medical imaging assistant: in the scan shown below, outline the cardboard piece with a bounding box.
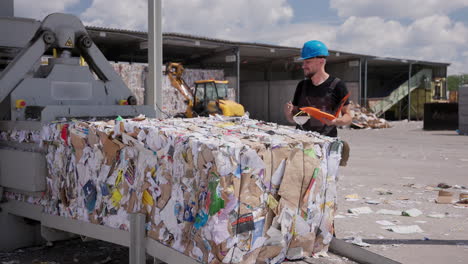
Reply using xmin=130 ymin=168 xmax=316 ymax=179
xmin=99 ymin=131 xmax=123 ymax=165
xmin=435 ymin=190 xmax=454 ymax=204
xmin=455 ymin=193 xmax=468 ymax=207
xmin=289 ymin=232 xmax=316 ymax=257
xmin=257 ymin=245 xmax=283 ymax=261
xmin=278 ymin=147 xmax=304 ymax=207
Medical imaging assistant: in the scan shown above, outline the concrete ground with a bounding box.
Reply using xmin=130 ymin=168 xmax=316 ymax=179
xmin=334 ymin=121 xmax=468 ymax=264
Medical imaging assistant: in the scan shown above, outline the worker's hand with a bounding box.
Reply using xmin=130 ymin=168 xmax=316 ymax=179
xmin=284 ymin=101 xmax=294 ymax=115
xmin=321 ymin=117 xmax=337 ymax=126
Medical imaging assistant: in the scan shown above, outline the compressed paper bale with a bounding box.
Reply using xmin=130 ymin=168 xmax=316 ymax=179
xmin=32 ymin=116 xmax=343 ymax=263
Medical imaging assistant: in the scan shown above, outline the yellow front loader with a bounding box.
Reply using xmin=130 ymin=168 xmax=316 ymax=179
xmin=166 ymin=63 xmax=245 ymax=117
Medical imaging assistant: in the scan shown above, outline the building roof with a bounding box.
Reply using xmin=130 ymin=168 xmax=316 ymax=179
xmin=0 ymin=16 xmax=450 ymax=71
xmin=85 ymin=26 xmax=450 ymax=68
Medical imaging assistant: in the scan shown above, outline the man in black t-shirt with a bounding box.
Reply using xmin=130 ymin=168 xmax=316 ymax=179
xmin=284 ymin=40 xmax=352 ymax=137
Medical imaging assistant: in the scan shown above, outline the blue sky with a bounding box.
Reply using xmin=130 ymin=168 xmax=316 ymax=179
xmin=288 ymin=0 xmax=342 ymax=25
xmin=14 ymin=0 xmax=468 ymax=74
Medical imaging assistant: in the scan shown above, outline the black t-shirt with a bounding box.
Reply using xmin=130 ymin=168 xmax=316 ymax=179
xmin=292 ymin=76 xmax=350 ymax=137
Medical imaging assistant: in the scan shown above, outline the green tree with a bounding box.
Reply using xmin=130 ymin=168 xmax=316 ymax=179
xmin=447 ymin=74 xmax=468 ymax=91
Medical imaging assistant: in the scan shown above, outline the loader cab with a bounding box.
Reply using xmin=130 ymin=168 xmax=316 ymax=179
xmin=193 ymin=80 xmax=229 ymax=115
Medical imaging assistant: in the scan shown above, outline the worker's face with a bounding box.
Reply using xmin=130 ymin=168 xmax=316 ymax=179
xmin=302 ymin=57 xmax=325 ymax=78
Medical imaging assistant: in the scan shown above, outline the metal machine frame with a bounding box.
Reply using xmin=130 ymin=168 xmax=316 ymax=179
xmin=0 ymin=13 xmax=197 ymax=264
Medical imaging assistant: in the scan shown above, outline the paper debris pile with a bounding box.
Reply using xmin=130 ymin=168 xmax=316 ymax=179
xmin=349 ymin=102 xmax=391 ymax=129
xmin=36 ymin=116 xmax=343 ymax=263
xmin=110 ymin=62 xmax=235 ymax=117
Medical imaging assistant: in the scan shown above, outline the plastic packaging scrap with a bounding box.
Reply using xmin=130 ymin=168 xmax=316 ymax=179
xmin=344 ymin=237 xmax=370 ymax=247
xmin=31 ymin=116 xmax=344 ymax=264
xmin=348 ymin=102 xmax=391 ymax=129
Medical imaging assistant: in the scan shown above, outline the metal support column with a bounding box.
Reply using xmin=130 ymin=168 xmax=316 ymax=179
xmin=265 ymin=64 xmax=272 ymax=122
xmin=129 ymin=213 xmax=146 ymax=264
xmin=359 ymin=58 xmax=362 ymax=105
xmin=147 ymin=0 xmax=163 ymax=118
xmin=236 ymin=47 xmax=240 ymax=103
xmin=443 ymin=68 xmax=448 ymax=100
xmin=408 ymin=63 xmax=412 ymax=121
xmin=364 ymin=59 xmax=368 ymax=107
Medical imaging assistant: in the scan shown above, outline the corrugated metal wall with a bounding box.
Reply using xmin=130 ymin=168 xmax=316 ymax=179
xmin=240 ymin=80 xmax=297 ymax=125
xmin=327 ymin=61 xmax=361 ymax=104
xmin=0 ymin=0 xmax=13 ymax=17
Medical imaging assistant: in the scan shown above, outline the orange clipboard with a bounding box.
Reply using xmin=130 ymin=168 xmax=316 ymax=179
xmin=299 ymin=93 xmax=350 ymax=122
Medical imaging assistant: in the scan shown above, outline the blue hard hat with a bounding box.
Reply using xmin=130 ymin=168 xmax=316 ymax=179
xmin=300 ymin=40 xmax=329 ymax=60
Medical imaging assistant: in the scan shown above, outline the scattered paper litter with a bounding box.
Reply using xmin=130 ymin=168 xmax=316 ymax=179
xmin=374 ymin=188 xmax=393 ymax=195
xmin=402 ymin=208 xmax=423 ymax=217
xmin=365 ymin=200 xmax=381 ymax=205
xmin=385 ymin=225 xmax=423 ymax=234
xmin=345 ymin=194 xmax=360 ymax=200
xmin=427 ymin=214 xmax=445 ymax=218
xmin=376 ymin=220 xmax=395 ymax=226
xmin=348 ymin=207 xmax=373 ymax=215
xmin=376 ymin=209 xmax=401 ymax=216
xmin=349 ymin=102 xmax=391 ymax=129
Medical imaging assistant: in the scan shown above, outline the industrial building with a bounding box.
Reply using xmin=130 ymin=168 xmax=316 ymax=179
xmin=1 ymin=10 xmax=450 ymax=125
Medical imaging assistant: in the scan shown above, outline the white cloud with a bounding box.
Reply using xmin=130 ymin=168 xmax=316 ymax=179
xmin=162 ymin=0 xmax=292 ymax=38
xmin=332 ymin=15 xmax=468 ymax=73
xmin=258 ymin=23 xmax=338 ymax=48
xmin=268 ymin=14 xmax=468 ymax=74
xmin=11 ymin=0 xmax=468 ymax=74
xmin=330 ymin=0 xmax=468 ymax=19
xmin=79 ymin=0 xmax=293 ymax=36
xmin=15 ymin=0 xmax=79 ymax=20
xmin=81 ymin=0 xmax=147 ymax=30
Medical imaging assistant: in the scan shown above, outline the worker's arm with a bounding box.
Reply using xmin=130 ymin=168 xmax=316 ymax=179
xmin=284 ymin=101 xmax=298 ymax=124
xmin=322 ymin=104 xmax=352 ymax=127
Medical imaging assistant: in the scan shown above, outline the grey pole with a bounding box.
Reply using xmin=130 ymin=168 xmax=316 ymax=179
xmin=408 ymin=63 xmax=412 ymax=121
xmin=129 ymin=213 xmax=146 ymax=264
xmin=359 ymin=58 xmax=362 ymax=105
xmin=444 ymin=67 xmax=448 ymax=100
xmin=364 ymin=59 xmax=368 ymax=107
xmin=236 ymin=47 xmax=240 ymax=103
xmin=147 ymin=0 xmax=163 ymax=118
xmin=266 ymin=63 xmax=272 ymax=122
